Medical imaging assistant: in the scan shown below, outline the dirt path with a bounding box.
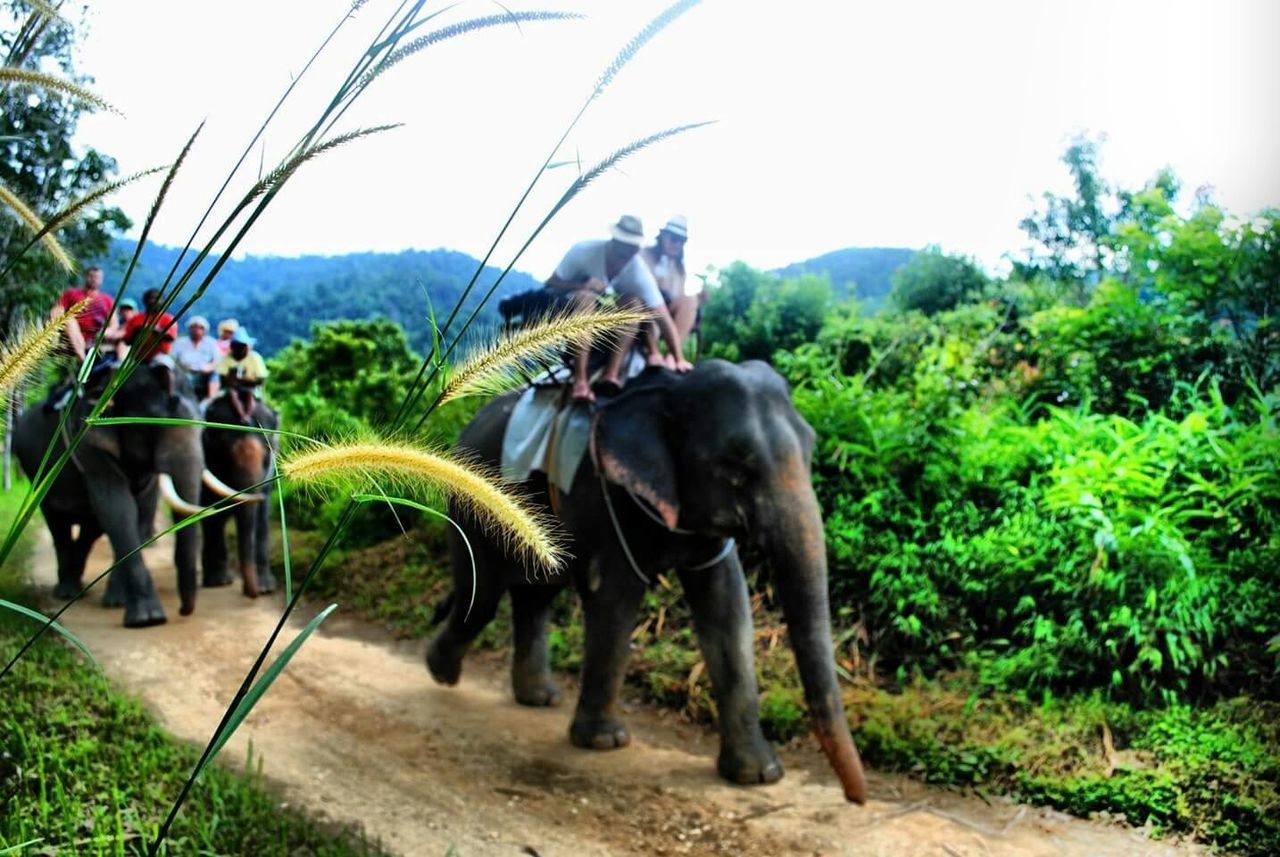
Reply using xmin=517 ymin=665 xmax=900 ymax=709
xmin=30 ymin=533 xmax=1203 ymax=857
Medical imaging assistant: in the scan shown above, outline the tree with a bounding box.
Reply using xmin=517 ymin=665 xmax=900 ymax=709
xmin=889 ymin=245 xmax=987 ymax=316
xmin=0 ymin=2 xmax=130 ymax=333
xmin=1017 ymin=134 xmax=1118 ymax=296
xmin=701 ymin=262 xmax=832 ymax=362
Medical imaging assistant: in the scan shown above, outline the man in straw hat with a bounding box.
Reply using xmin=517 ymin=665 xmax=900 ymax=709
xmin=545 ymin=214 xmax=692 ymax=403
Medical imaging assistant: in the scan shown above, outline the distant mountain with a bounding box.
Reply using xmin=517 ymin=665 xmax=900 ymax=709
xmin=96 ymin=240 xmax=542 ymax=356
xmin=773 ymin=247 xmax=916 ymax=305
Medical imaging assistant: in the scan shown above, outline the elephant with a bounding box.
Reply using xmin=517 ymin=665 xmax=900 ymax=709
xmin=200 ymin=395 xmax=279 ymax=598
xmin=14 ymin=361 xmax=215 ymax=627
xmin=426 ymin=359 xmax=867 ymax=803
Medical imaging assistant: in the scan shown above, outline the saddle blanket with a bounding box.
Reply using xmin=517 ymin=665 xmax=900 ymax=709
xmin=500 ymin=383 xmax=592 ymax=495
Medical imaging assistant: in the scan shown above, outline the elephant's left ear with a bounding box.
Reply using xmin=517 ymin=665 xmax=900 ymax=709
xmin=590 ymin=391 xmax=679 ymax=531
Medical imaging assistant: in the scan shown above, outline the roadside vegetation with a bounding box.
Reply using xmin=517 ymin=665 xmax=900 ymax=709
xmin=0 ymin=488 xmax=391 ymax=856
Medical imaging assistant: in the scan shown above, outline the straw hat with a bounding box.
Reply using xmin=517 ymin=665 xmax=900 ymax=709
xmin=609 ymin=214 xmax=645 ymax=246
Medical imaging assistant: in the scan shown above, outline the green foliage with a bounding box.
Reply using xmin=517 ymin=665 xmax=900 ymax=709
xmin=700 ymin=261 xmax=831 ymax=362
xmin=889 ymin=245 xmax=988 ymax=315
xmin=0 ymin=621 xmax=388 ymax=855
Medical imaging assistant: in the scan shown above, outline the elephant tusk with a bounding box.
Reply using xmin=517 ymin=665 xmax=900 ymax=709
xmin=158 ymin=473 xmax=205 ymax=518
xmin=201 ymin=469 xmax=265 ymax=504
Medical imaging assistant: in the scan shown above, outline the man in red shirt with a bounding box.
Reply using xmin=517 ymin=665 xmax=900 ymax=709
xmin=52 ymin=266 xmax=115 ymax=361
xmin=124 ymin=288 xmax=179 ymax=364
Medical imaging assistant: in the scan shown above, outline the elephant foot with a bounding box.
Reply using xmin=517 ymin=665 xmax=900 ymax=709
xmin=242 ymin=580 xmax=259 ymax=599
xmin=179 ymin=592 xmax=196 ymax=616
xmin=101 ymin=590 xmax=127 ymax=608
xmin=718 ymin=740 xmax=784 ymax=786
xmin=53 ymin=579 xmax=83 ymax=600
xmin=513 ymin=676 xmax=561 ymax=707
xmin=123 ymin=596 xmax=168 ymax=628
xmin=256 ymin=571 xmax=278 ymax=595
xmin=203 ymin=572 xmax=233 ymax=588
xmin=570 ymin=715 xmax=631 ymax=750
xmin=425 ymin=635 xmax=463 ymax=686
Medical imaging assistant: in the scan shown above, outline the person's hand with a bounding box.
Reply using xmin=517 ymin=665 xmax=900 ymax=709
xmin=672 ymin=357 xmax=693 ymax=373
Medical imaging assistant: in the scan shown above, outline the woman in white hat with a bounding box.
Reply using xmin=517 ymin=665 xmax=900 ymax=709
xmin=640 ymin=215 xmax=700 ymax=363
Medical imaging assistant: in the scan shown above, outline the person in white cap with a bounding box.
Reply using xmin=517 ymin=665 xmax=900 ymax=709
xmin=173 ymin=314 xmax=222 ymax=401
xmin=640 ymin=215 xmax=701 ymax=361
xmin=545 ymin=214 xmax=692 ymax=403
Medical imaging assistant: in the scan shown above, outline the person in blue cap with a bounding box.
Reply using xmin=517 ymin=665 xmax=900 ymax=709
xmin=216 ymin=326 xmax=268 ymax=423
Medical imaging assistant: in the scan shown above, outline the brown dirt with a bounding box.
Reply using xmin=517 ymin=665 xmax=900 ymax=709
xmin=32 ymin=531 xmax=1205 ymax=857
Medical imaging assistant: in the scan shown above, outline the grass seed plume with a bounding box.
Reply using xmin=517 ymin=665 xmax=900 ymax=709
xmin=280 ymin=440 xmax=564 ymax=571
xmin=0 ymin=298 xmax=87 ymax=400
xmin=440 ymin=305 xmax=652 ymax=405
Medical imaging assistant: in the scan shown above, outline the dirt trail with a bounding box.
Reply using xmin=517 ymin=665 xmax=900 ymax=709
xmin=30 ymin=533 xmax=1203 ymax=857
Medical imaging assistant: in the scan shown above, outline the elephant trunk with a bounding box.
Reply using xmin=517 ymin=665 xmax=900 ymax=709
xmin=767 ymin=485 xmax=868 ymax=804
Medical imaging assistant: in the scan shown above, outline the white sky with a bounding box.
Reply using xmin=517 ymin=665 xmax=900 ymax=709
xmin=72 ymin=0 xmax=1280 ymax=282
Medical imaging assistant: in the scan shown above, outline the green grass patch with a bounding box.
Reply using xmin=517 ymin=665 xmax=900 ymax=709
xmin=0 ymin=487 xmax=387 ymax=856
xmin=290 ymin=520 xmax=1280 ymax=855
xmin=0 ymin=617 xmax=389 ymax=855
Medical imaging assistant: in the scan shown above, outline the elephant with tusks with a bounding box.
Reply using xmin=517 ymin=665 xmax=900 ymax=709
xmin=14 ymin=361 xmax=260 ymax=627
xmin=427 ymin=360 xmax=868 ymax=803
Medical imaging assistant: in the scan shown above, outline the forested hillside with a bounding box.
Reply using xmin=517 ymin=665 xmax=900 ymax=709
xmin=95 ymin=239 xmax=542 ymax=355
xmin=773 ymin=246 xmax=916 ymax=305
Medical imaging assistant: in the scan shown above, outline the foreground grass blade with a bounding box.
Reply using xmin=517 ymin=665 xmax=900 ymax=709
xmin=351 ymin=493 xmax=478 ymax=620
xmin=202 ymin=604 xmax=339 ymax=766
xmin=0 ymin=599 xmax=100 ymax=671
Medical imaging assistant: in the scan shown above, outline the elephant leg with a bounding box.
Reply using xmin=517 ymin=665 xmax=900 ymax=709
xmin=253 ymin=498 xmax=277 ymax=594
xmin=679 ymin=555 xmax=783 ymax=786
xmin=510 ymin=584 xmax=562 ymax=706
xmin=569 ymin=564 xmax=646 ymax=750
xmin=235 ymin=503 xmax=260 ymax=598
xmin=87 ymin=484 xmax=165 ymax=627
xmin=201 ymin=508 xmax=232 ymax=587
xmin=72 ymin=517 xmax=103 ymax=587
xmin=425 ymin=535 xmax=505 ymax=686
xmin=44 ymin=511 xmax=82 ymax=600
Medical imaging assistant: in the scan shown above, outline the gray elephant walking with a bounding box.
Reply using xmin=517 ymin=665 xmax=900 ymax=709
xmin=200 ymin=395 xmax=278 ymax=598
xmin=426 ymin=360 xmax=867 ymax=803
xmin=13 ymin=363 xmax=208 ymax=627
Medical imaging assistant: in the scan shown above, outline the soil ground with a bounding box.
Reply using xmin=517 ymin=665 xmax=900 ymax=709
xmin=30 ymin=531 xmax=1205 ymax=857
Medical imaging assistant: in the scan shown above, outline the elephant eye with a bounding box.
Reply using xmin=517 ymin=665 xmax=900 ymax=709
xmin=716 ymin=462 xmax=750 ymax=488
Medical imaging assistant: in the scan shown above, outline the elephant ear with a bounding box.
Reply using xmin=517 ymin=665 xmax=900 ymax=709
xmin=590 ymin=387 xmax=679 ymax=531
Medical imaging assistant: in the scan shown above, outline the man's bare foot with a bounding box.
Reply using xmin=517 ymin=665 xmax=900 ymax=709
xmin=646 ymin=351 xmax=667 ymax=368
xmin=572 ymin=379 xmax=595 ymax=403
xmin=663 ymin=353 xmax=678 ymax=370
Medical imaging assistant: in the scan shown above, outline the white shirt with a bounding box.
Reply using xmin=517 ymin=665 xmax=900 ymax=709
xmin=552 ymin=240 xmax=663 ymax=308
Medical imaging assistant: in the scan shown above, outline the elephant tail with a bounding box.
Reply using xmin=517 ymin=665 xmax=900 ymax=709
xmin=429 ymin=590 xmax=455 ymax=627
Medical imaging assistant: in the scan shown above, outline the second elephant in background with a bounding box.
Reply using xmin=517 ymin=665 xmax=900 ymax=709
xmin=201 ymin=395 xmax=279 ymax=597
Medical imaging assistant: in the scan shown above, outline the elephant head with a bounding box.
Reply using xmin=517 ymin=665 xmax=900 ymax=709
xmin=15 ymin=359 xmax=210 ymax=626
xmin=591 ymin=359 xmax=868 ymax=803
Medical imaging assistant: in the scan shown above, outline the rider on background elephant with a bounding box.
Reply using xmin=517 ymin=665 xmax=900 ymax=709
xmin=14 ymin=361 xmax=211 ymax=627
xmin=426 ymin=359 xmax=868 ymax=803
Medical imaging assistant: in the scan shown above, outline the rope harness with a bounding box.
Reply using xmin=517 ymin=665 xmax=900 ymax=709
xmin=593 ymin=447 xmax=735 ymax=586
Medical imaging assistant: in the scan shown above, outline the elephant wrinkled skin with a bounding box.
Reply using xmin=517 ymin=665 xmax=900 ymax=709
xmin=426 ymin=360 xmax=868 ymax=803
xmin=14 ymin=362 xmax=206 ymax=627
